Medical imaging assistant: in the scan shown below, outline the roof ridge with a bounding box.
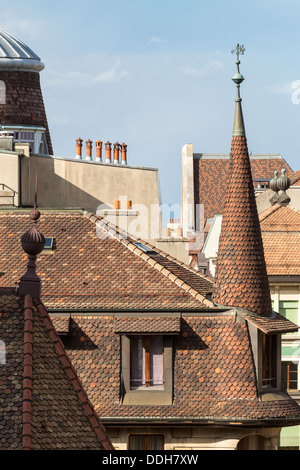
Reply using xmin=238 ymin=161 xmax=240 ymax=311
xmin=30 ymin=295 xmax=114 ymax=450
xmin=22 ymin=295 xmax=34 ymax=450
xmin=84 ymin=212 xmax=214 ymax=308
xmin=85 ymin=211 xmax=213 ymax=279
xmin=258 ymin=203 xmax=281 ymax=222
xmin=290 ymin=169 xmax=300 ymax=185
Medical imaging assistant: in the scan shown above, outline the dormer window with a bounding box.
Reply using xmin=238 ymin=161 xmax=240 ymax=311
xmin=130 ymin=335 xmax=164 ymax=390
xmin=0 ymin=340 xmax=5 ymax=364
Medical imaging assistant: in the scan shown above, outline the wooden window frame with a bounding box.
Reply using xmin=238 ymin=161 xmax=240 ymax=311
xmin=121 ymin=334 xmax=173 ymax=405
xmin=130 ymin=335 xmax=164 ymax=389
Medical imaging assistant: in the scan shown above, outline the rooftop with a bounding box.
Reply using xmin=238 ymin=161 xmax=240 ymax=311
xmin=0 ymin=209 xmax=214 ymax=311
xmin=0 ymin=289 xmax=113 ymax=450
xmin=260 ymin=204 xmax=300 ymax=276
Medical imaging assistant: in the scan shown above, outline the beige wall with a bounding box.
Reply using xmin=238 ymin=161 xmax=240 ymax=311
xmin=0 ymin=150 xmax=20 ymax=206
xmin=107 ymin=425 xmax=280 ymax=450
xmin=0 ymin=149 xmax=163 ymax=242
xmin=155 ymin=238 xmax=190 ymax=265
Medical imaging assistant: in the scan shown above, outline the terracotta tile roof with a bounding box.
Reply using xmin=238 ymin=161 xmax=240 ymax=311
xmin=51 ymin=316 xmax=70 ymax=334
xmin=61 ymin=313 xmax=300 ymax=425
xmin=0 ymin=289 xmax=113 ymax=450
xmin=259 ymin=205 xmax=300 ymax=276
xmin=260 ymin=204 xmax=300 ymax=231
xmin=262 ymin=232 xmax=300 ymax=276
xmin=87 ymin=212 xmax=214 ymax=306
xmin=290 ymin=170 xmax=300 ymax=186
xmin=0 ymin=210 xmax=213 ymax=310
xmin=212 ymin=136 xmax=272 ymax=317
xmin=194 ymin=155 xmax=293 ymax=220
xmin=114 ymin=315 xmax=181 ymax=334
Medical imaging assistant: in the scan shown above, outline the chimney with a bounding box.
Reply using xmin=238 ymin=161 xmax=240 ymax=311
xmin=113 ymin=142 xmax=120 ymax=164
xmin=121 ymin=143 xmax=127 ymax=165
xmin=114 ymin=200 xmax=120 ymax=210
xmin=96 ymin=140 xmax=103 ymax=162
xmin=86 ymin=139 xmax=92 ymax=161
xmin=75 ymin=138 xmax=83 ymax=159
xmin=105 ymin=141 xmax=112 ymax=163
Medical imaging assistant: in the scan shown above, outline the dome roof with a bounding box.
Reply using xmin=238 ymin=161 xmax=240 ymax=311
xmin=0 ymin=29 xmax=44 ymax=72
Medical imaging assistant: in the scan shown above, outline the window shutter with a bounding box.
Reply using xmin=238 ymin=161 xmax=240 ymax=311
xmin=131 ymin=336 xmax=145 ymax=388
xmin=150 ymin=336 xmax=163 ymax=386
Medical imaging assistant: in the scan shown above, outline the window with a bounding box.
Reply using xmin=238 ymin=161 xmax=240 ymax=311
xmin=282 ymin=361 xmax=298 ymax=391
xmin=0 ymin=340 xmax=5 ymax=364
xmin=280 ymin=301 xmax=299 ymax=335
xmin=44 ymin=237 xmax=55 ymax=250
xmin=130 ymin=335 xmax=164 ymax=389
xmin=262 ymin=333 xmax=278 ymax=388
xmin=0 ymin=81 xmax=6 ymax=104
xmin=129 ymin=435 xmax=164 ymax=450
xmin=121 ymin=334 xmax=173 ymax=405
xmin=1 ymin=126 xmax=49 ymax=154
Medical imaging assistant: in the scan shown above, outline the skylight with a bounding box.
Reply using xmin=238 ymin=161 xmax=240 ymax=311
xmin=44 ymin=237 xmax=55 ymax=250
xmin=133 ymin=242 xmax=156 ymax=253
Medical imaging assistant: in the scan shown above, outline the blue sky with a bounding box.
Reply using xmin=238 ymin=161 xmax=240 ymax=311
xmin=1 ymin=0 xmax=300 ymax=212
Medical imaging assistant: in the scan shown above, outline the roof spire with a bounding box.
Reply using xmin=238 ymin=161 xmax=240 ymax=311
xmin=231 ymin=43 xmax=246 ymax=137
xmin=18 ymin=173 xmax=45 ymax=298
xmin=212 ymin=44 xmax=272 ymax=317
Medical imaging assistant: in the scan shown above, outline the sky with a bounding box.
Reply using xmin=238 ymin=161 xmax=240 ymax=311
xmin=1 ymin=0 xmax=300 ymax=216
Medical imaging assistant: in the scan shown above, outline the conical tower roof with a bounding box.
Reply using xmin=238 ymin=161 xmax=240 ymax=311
xmin=212 ymin=44 xmax=272 ymax=317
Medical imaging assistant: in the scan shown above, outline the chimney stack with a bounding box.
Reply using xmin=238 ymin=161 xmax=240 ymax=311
xmin=75 ymin=138 xmax=83 ymax=159
xmin=121 ymin=143 xmax=127 ymax=165
xmin=114 ymin=142 xmax=120 ymax=164
xmin=96 ymin=140 xmax=103 ymax=162
xmin=105 ymin=141 xmax=112 ymax=163
xmin=86 ymin=139 xmax=92 ymax=161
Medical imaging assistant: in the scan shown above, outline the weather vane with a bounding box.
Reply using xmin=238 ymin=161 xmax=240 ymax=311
xmin=231 ymin=43 xmax=245 ymax=63
xmin=231 ymin=43 xmax=245 ymax=90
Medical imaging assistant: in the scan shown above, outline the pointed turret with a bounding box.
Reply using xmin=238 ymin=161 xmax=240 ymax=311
xmin=212 ymin=44 xmax=272 ymax=317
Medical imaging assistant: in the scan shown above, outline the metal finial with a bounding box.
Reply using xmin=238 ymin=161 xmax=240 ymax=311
xmin=231 ymin=43 xmax=245 ymax=63
xmin=231 ymin=43 xmax=246 ymax=137
xmin=231 ymin=43 xmax=245 ymax=90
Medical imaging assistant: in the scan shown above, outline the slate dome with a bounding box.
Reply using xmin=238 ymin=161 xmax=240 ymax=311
xmin=0 ymin=28 xmax=44 ymax=72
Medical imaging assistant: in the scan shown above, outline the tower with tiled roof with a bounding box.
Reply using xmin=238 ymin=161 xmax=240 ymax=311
xmin=0 ymin=28 xmax=53 ymax=154
xmin=212 ymin=44 xmax=272 ymax=317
